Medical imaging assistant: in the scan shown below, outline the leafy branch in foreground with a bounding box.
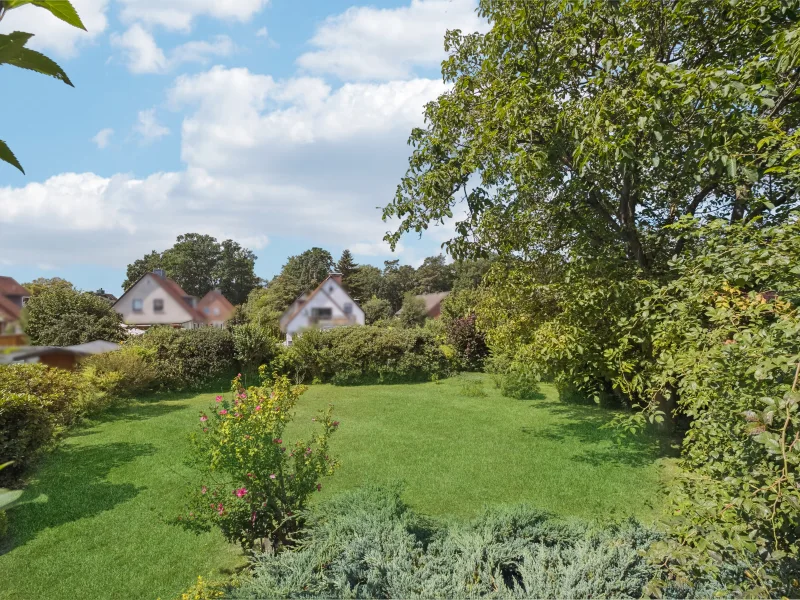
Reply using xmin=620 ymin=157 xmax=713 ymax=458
xmin=0 ymin=0 xmax=85 ymax=173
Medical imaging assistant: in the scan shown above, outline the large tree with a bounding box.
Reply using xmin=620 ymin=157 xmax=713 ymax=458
xmin=384 ymin=0 xmax=800 ymax=272
xmin=282 ymin=248 xmax=334 ymax=294
xmin=22 ymin=277 xmax=75 ymax=296
xmin=216 ymin=240 xmax=262 ymax=305
xmin=335 ymin=250 xmax=359 ymax=291
xmin=380 ymin=260 xmax=417 ymax=313
xmin=122 ymin=235 xmax=260 ymax=301
xmin=414 ymin=255 xmax=454 ymax=294
xmin=347 ymin=264 xmax=383 ymax=305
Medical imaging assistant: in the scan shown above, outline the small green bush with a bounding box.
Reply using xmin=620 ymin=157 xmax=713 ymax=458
xmin=81 ymin=345 xmax=158 ymax=397
xmin=485 ymin=352 xmax=541 ymax=400
xmin=128 ymin=327 xmax=236 ymax=391
xmin=0 ymin=365 xmax=81 ymax=482
xmin=232 ymin=485 xmax=665 ymax=599
xmin=275 ymin=326 xmax=455 ymax=385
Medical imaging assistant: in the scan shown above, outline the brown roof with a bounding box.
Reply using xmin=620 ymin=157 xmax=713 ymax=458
xmin=0 ymin=294 xmax=21 ymax=321
xmin=197 ymin=290 xmax=236 ymax=320
xmin=0 ymin=276 xmax=30 ymax=297
xmin=417 ymin=292 xmax=450 ymax=315
xmin=150 ymin=273 xmax=207 ymax=323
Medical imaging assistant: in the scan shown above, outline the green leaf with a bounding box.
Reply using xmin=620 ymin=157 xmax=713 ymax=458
xmin=7 ymin=46 xmax=74 ymax=86
xmin=0 ymin=31 xmax=34 ymax=64
xmin=0 ymin=488 xmax=24 ymax=511
xmin=6 ymin=0 xmax=86 ymax=31
xmin=0 ymin=139 xmax=24 ymax=173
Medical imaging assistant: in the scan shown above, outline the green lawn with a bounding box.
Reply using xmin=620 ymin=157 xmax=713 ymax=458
xmin=0 ymin=375 xmax=674 ymax=600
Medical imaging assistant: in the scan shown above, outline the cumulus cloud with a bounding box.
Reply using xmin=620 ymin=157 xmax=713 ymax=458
xmin=0 ymin=67 xmax=447 ymax=268
xmin=91 ymin=128 xmax=114 ymax=149
xmin=135 ymin=109 xmax=170 ymax=142
xmin=111 ymin=24 xmax=234 ymax=74
xmin=0 ymin=0 xmax=109 ymax=57
xmin=117 ymin=0 xmax=270 ymax=32
xmin=297 ymin=0 xmax=487 ymax=80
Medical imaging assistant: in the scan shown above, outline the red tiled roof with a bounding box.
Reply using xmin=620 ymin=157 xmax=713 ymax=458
xmin=0 ymin=276 xmax=30 ymax=297
xmin=150 ymin=273 xmax=207 ymax=323
xmin=0 ymin=294 xmax=21 ymax=321
xmin=197 ymin=290 xmax=236 ymax=320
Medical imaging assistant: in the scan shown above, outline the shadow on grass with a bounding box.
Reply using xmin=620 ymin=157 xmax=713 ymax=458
xmin=0 ymin=441 xmax=155 ymax=555
xmin=521 ymin=400 xmax=679 ymax=468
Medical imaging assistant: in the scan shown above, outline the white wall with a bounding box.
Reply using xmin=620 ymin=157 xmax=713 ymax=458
xmin=285 ymin=278 xmax=364 ymax=335
xmin=115 ymin=274 xmax=194 ymax=326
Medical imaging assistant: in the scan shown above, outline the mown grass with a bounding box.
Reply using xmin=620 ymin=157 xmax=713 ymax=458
xmin=0 ymin=374 xmax=675 ymax=600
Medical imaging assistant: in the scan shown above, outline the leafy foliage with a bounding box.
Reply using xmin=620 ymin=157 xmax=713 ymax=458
xmin=0 ymin=0 xmax=83 ymax=172
xmin=361 ymin=295 xmax=393 ymax=325
xmin=21 ymin=276 xmax=75 ymax=296
xmin=232 ymin=323 xmax=277 ymax=379
xmin=281 ymin=248 xmax=334 ymax=295
xmin=23 ymin=286 xmax=124 ymax=346
xmin=182 ymin=372 xmax=339 ymax=550
xmin=398 ymin=292 xmax=427 ymax=328
xmin=232 ymin=485 xmax=665 ymax=599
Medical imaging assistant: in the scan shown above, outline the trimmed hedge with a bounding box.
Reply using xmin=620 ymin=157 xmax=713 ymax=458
xmin=276 ymin=326 xmax=455 ymax=385
xmin=231 ymin=485 xmax=683 ymax=599
xmin=128 ymin=327 xmax=236 ymax=391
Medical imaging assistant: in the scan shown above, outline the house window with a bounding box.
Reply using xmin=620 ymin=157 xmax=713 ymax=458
xmin=213 ymin=307 xmax=220 ymax=316
xmin=132 ymin=299 xmax=144 ymax=312
xmin=153 ymin=299 xmax=164 ymax=312
xmin=311 ymin=307 xmax=332 ymax=320
xmin=204 ymin=307 xmax=210 ymax=315
xmin=344 ymin=303 xmax=353 ymax=315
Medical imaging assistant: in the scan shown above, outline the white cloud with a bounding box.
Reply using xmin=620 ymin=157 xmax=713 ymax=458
xmin=135 ymin=109 xmax=170 ymax=142
xmin=111 ymin=24 xmax=234 ymax=74
xmin=297 ymin=0 xmax=487 ymax=80
xmin=91 ymin=128 xmax=114 ymax=149
xmin=118 ymin=0 xmax=270 ymax=31
xmin=256 ymin=27 xmax=268 ymax=37
xmin=0 ymin=0 xmax=109 ymax=57
xmin=351 ymin=241 xmax=405 ymax=257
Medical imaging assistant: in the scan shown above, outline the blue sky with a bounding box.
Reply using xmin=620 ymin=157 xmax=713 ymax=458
xmin=0 ymin=0 xmax=486 ymax=295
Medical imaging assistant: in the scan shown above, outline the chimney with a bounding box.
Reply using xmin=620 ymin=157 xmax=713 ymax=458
xmin=153 ymin=268 xmax=166 ymax=278
xmin=330 ymin=273 xmax=343 ymax=285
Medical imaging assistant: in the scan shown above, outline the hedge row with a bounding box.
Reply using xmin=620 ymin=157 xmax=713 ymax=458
xmin=275 ymin=326 xmax=455 ymax=385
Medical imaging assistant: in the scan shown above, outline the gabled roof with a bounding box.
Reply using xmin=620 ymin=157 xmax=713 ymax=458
xmin=115 ymin=272 xmax=206 ymax=323
xmin=0 ymin=294 xmax=21 ymax=321
xmin=197 ymin=289 xmax=236 ymax=320
xmin=280 ymin=275 xmax=358 ymax=333
xmin=0 ymin=276 xmax=30 ymax=297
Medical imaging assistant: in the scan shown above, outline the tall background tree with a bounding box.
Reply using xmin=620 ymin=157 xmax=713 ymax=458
xmin=122 ymin=234 xmax=260 ymax=302
xmin=22 ymin=277 xmax=75 ymax=296
xmin=282 ymin=248 xmax=334 ymax=294
xmin=335 ymin=250 xmax=359 ymax=292
xmin=414 ymin=255 xmax=454 ymax=294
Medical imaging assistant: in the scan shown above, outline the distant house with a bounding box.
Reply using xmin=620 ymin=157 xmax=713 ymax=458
xmin=114 ymin=269 xmax=207 ymax=330
xmin=93 ymin=290 xmax=118 ymax=303
xmin=0 ymin=276 xmax=31 ymax=345
xmin=280 ymin=273 xmax=364 ymax=344
xmin=197 ymin=289 xmax=236 ymax=327
xmin=412 ymin=291 xmax=451 ymax=319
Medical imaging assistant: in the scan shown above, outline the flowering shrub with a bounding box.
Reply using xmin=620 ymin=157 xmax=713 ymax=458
xmin=183 ymin=368 xmax=339 ymax=550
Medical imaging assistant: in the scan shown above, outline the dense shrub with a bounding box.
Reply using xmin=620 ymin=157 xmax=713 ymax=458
xmin=232 ymin=485 xmax=667 ymax=599
xmin=23 ymin=286 xmax=124 ymax=346
xmin=128 ymin=327 xmax=236 ymax=391
xmin=276 ymin=326 xmax=454 ymax=385
xmin=81 ymin=345 xmax=158 ymax=397
xmin=361 ymin=295 xmax=393 ymax=325
xmin=441 ymin=289 xmax=489 ymax=370
xmin=232 ymin=323 xmax=277 ymax=379
xmin=182 ymin=371 xmax=339 ymax=550
xmin=0 ymin=364 xmax=99 ymax=482
xmin=485 ymin=351 xmax=541 ymax=400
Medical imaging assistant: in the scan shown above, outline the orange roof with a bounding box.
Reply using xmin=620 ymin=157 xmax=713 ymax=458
xmin=0 ymin=294 xmax=21 ymax=321
xmin=150 ymin=273 xmax=207 ymax=323
xmin=197 ymin=290 xmax=236 ymax=320
xmin=0 ymin=276 xmax=30 ymax=297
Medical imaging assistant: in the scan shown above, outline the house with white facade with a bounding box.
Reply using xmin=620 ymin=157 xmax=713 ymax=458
xmin=114 ymin=269 xmax=207 ymax=329
xmin=279 ymin=273 xmax=364 ymax=344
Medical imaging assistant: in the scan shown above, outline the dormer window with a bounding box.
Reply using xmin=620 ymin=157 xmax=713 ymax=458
xmin=153 ymin=299 xmax=164 ymax=312
xmin=344 ymin=303 xmax=353 ymax=315
xmin=132 ymin=299 xmax=144 ymax=312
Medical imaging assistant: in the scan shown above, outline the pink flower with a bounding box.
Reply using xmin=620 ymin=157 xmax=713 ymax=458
xmin=251 ymin=511 xmax=257 ymax=524
xmin=269 ymin=474 xmax=276 ymax=480
xmin=239 ymin=393 xmax=247 ymax=399
xmin=203 ymin=428 xmax=208 ymax=433
xmin=237 ymin=373 xmax=242 ymax=378
xmin=256 ymin=405 xmax=262 ymax=411
xmin=234 ymin=412 xmax=241 ymax=418
xmin=235 ymin=487 xmax=248 ymax=498
xmin=316 ymin=483 xmax=322 ymax=492
xmin=270 ymin=392 xmax=275 ymax=399
xmin=217 ymin=503 xmax=225 ymax=515
xmin=215 ymin=395 xmax=222 ymax=403
xmin=200 ymin=415 xmax=208 ymax=422
xmin=272 ymin=438 xmax=282 ymax=444
xmin=219 ymin=409 xmax=228 ymax=415
xmin=201 ymin=486 xmax=208 ymax=495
